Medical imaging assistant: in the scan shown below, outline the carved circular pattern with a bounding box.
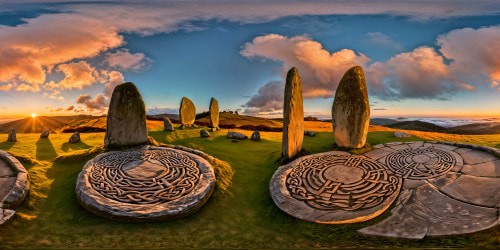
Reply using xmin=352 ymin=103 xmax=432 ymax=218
xmin=286 ymin=154 xmax=400 ymax=211
xmin=385 ymin=147 xmax=456 ymax=179
xmin=89 ymin=149 xmax=200 ymax=205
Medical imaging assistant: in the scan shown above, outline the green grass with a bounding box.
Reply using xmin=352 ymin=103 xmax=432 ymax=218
xmin=0 ymin=128 xmax=498 ymax=249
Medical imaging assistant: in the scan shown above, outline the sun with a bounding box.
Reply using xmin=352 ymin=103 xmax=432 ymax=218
xmin=31 ymin=113 xmax=36 ymax=118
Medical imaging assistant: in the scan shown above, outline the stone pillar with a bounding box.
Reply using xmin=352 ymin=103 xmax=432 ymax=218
xmin=104 ymin=82 xmax=148 ymax=149
xmin=282 ymin=67 xmax=304 ymax=159
xmin=7 ymin=129 xmax=16 ymax=142
xmin=332 ymin=66 xmax=370 ymax=148
xmin=209 ymin=97 xmax=219 ymax=130
xmin=164 ymin=117 xmax=174 ymax=131
xmin=179 ymin=97 xmax=196 ymax=128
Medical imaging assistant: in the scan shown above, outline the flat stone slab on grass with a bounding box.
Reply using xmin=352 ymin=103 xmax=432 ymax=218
xmin=0 ymin=150 xmax=30 ymax=226
xmin=270 ymin=151 xmax=402 ymax=224
xmin=358 ymin=141 xmax=500 ymax=239
xmin=76 ymin=146 xmax=216 ymax=222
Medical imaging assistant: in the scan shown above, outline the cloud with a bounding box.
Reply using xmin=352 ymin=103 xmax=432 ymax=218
xmin=66 ymin=105 xmax=75 ymax=111
xmin=75 ymin=94 xmax=108 ymax=112
xmin=100 ymin=70 xmax=125 ymax=97
xmin=43 ymin=90 xmax=65 ymax=100
xmin=104 ymin=49 xmax=151 ymax=71
xmin=241 ymin=34 xmax=369 ymax=111
xmin=364 ymin=32 xmax=403 ymax=51
xmin=242 ymin=80 xmax=284 ymax=113
xmin=55 ymin=61 xmax=98 ymax=90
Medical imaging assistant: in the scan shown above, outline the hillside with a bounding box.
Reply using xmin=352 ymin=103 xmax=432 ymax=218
xmin=0 ymin=115 xmax=102 ymax=133
xmin=387 ymin=120 xmax=448 ymax=133
xmin=448 ymin=122 xmax=500 ymax=135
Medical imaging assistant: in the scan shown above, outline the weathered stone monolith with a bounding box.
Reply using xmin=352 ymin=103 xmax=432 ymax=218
xmin=69 ymin=132 xmax=81 ymax=143
xmin=179 ymin=97 xmax=196 ymax=128
xmin=332 ymin=66 xmax=370 ymax=148
xmin=104 ymin=82 xmax=148 ymax=149
xmin=209 ymin=97 xmax=219 ymax=130
xmin=40 ymin=129 xmax=50 ymax=138
xmin=7 ymin=129 xmax=16 ymax=142
xmin=282 ymin=67 xmax=304 ymax=159
xmin=164 ymin=117 xmax=174 ymax=131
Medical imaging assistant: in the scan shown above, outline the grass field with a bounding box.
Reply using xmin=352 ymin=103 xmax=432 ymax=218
xmin=0 ymin=126 xmax=498 ymax=249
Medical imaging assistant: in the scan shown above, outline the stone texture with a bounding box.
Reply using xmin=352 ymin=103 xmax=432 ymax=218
xmin=282 ymin=67 xmax=304 ymax=159
xmin=394 ymin=131 xmax=411 ymax=138
xmin=332 ymin=66 xmax=370 ymax=148
xmin=304 ymin=130 xmax=315 ymax=137
xmin=7 ymin=129 xmax=16 ymax=142
xmin=68 ymin=132 xmax=80 ymax=144
xmin=104 ymin=82 xmax=148 ymax=149
xmin=461 ymin=159 xmax=500 ymax=177
xmin=163 ymin=117 xmax=174 ymax=131
xmin=200 ymin=130 xmax=210 ymax=138
xmin=227 ymin=131 xmax=247 ymax=140
xmin=40 ymin=129 xmax=50 ymax=138
xmin=0 ymin=208 xmax=16 ymax=226
xmin=75 ymin=146 xmax=216 ymax=222
xmin=209 ymin=97 xmax=219 ymax=130
xmin=0 ymin=150 xmax=29 ymax=225
xmin=359 ymin=184 xmax=499 ymax=239
xmin=458 ymin=150 xmax=497 ymax=165
xmin=270 ymin=151 xmax=401 ymax=224
xmin=179 ymin=97 xmax=196 ymax=128
xmin=437 ymin=175 xmax=500 ymax=208
xmin=251 ymin=131 xmax=260 ymax=141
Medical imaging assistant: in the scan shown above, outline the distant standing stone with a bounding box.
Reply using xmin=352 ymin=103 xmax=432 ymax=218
xmin=227 ymin=131 xmax=248 ymax=140
xmin=304 ymin=130 xmax=315 ymax=137
xmin=251 ymin=131 xmax=261 ymax=141
xmin=200 ymin=130 xmax=210 ymax=138
xmin=209 ymin=97 xmax=219 ymax=130
xmin=179 ymin=97 xmax=196 ymax=128
xmin=282 ymin=67 xmax=304 ymax=159
xmin=394 ymin=131 xmax=411 ymax=138
xmin=332 ymin=66 xmax=370 ymax=148
xmin=69 ymin=132 xmax=81 ymax=143
xmin=164 ymin=117 xmax=174 ymax=131
xmin=104 ymin=82 xmax=148 ymax=149
xmin=40 ymin=129 xmax=50 ymax=138
xmin=7 ymin=129 xmax=16 ymax=142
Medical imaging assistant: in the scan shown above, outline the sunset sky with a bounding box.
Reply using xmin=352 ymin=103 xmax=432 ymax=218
xmin=0 ymin=0 xmax=499 ymax=118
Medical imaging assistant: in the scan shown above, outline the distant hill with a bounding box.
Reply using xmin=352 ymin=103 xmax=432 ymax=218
xmin=370 ymin=118 xmax=398 ymax=126
xmin=0 ymin=115 xmax=104 ymax=133
xmin=197 ymin=112 xmax=283 ymax=128
xmin=448 ymin=122 xmax=500 ymax=135
xmin=387 ymin=120 xmax=448 ymax=133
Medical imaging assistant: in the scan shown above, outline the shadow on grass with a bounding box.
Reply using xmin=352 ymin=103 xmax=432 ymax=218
xmin=0 ymin=140 xmax=16 ymax=151
xmin=61 ymin=141 xmax=92 ymax=152
xmin=36 ymin=138 xmax=57 ymax=161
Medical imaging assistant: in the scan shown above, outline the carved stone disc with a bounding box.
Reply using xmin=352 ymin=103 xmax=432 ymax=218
xmin=76 ymin=146 xmax=215 ymax=222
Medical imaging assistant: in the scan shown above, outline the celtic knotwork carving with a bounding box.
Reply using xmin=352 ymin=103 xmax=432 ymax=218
xmin=286 ymin=154 xmax=400 ymax=211
xmin=385 ymin=147 xmax=456 ymax=179
xmin=89 ymin=149 xmax=200 ymax=204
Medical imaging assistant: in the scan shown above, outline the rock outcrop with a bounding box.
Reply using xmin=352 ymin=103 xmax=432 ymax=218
xmin=282 ymin=67 xmax=304 ymax=159
xmin=227 ymin=131 xmax=247 ymax=140
xmin=332 ymin=66 xmax=370 ymax=148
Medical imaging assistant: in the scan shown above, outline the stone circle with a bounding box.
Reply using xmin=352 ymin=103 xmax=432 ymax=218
xmin=385 ymin=147 xmax=457 ymax=179
xmin=76 ymin=146 xmax=215 ymax=222
xmin=271 ymin=151 xmax=402 ymax=224
xmin=0 ymin=150 xmax=30 ymax=225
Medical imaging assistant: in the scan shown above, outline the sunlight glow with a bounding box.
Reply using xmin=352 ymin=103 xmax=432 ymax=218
xmin=31 ymin=113 xmax=36 ymax=118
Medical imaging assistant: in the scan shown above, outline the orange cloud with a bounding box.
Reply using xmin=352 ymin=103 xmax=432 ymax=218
xmin=56 ymin=61 xmax=97 ymax=90
xmin=104 ymin=49 xmax=151 ymax=71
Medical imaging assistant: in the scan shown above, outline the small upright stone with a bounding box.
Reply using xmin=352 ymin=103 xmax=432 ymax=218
xmin=332 ymin=66 xmax=370 ymax=148
xmin=209 ymin=97 xmax=219 ymax=130
xmin=104 ymin=82 xmax=148 ymax=149
xmin=179 ymin=97 xmax=196 ymax=128
xmin=40 ymin=129 xmax=50 ymax=138
xmin=304 ymin=130 xmax=315 ymax=137
xmin=69 ymin=132 xmax=81 ymax=143
xmin=7 ymin=129 xmax=16 ymax=142
xmin=394 ymin=131 xmax=411 ymax=138
xmin=200 ymin=129 xmax=210 ymax=138
xmin=282 ymin=67 xmax=304 ymax=159
xmin=164 ymin=117 xmax=174 ymax=131
xmin=251 ymin=131 xmax=261 ymax=141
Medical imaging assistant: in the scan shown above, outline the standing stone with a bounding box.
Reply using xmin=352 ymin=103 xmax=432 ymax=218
xmin=251 ymin=131 xmax=261 ymax=141
xmin=332 ymin=66 xmax=370 ymax=148
xmin=40 ymin=129 xmax=50 ymax=138
xmin=7 ymin=129 xmax=16 ymax=142
xmin=179 ymin=97 xmax=196 ymax=128
xmin=104 ymin=82 xmax=148 ymax=149
xmin=209 ymin=97 xmax=219 ymax=130
xmin=282 ymin=67 xmax=304 ymax=159
xmin=164 ymin=117 xmax=174 ymax=131
xmin=69 ymin=132 xmax=81 ymax=143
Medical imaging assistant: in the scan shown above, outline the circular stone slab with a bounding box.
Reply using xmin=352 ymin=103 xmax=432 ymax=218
xmin=0 ymin=150 xmax=30 ymax=225
xmin=384 ymin=145 xmax=461 ymax=179
xmin=76 ymin=146 xmax=215 ymax=222
xmin=270 ymin=151 xmax=402 ymax=224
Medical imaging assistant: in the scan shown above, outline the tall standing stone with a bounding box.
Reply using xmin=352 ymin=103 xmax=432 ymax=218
xmin=104 ymin=82 xmax=148 ymax=149
xmin=332 ymin=66 xmax=370 ymax=148
xmin=164 ymin=117 xmax=174 ymax=131
xmin=179 ymin=97 xmax=196 ymax=128
xmin=7 ymin=129 xmax=16 ymax=142
xmin=282 ymin=67 xmax=304 ymax=159
xmin=209 ymin=97 xmax=219 ymax=130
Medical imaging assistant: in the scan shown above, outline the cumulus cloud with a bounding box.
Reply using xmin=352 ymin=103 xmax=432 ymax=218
xmin=243 ymin=80 xmax=284 ymax=113
xmin=55 ymin=61 xmax=97 ymax=90
xmin=104 ymin=49 xmax=151 ymax=71
xmin=76 ymin=94 xmax=109 ymax=112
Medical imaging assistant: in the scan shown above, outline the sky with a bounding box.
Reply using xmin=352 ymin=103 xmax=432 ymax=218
xmin=0 ymin=0 xmax=499 ymax=119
